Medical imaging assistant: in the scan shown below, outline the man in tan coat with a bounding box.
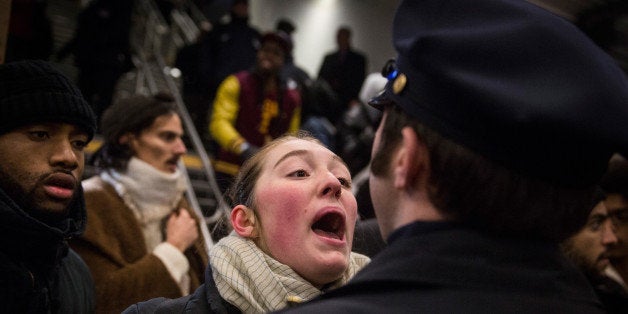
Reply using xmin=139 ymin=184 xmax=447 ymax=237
xmin=71 ymin=93 xmax=208 ymax=313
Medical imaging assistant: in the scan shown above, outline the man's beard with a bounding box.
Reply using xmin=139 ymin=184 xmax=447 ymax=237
xmin=0 ymin=168 xmax=77 ymax=226
xmin=561 ymin=240 xmax=601 ymax=278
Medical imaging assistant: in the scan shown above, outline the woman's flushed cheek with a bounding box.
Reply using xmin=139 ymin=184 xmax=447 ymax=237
xmin=259 ymin=189 xmax=306 ymax=260
xmin=257 ymin=185 xmax=307 ymax=238
xmin=343 ymin=196 xmax=358 ymax=220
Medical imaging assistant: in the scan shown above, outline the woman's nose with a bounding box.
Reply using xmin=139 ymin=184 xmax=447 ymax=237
xmin=321 ymin=172 xmax=342 ymax=198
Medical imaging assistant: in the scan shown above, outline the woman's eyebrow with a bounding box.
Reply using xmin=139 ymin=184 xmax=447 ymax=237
xmin=274 ymin=149 xmax=309 ymax=169
xmin=331 ymin=154 xmax=350 ymax=170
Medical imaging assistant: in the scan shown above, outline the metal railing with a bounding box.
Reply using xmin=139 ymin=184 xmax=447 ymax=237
xmin=130 ymin=0 xmax=230 ymax=250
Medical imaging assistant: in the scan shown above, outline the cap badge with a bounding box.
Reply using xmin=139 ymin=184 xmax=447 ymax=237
xmin=393 ymin=73 xmax=407 ymax=94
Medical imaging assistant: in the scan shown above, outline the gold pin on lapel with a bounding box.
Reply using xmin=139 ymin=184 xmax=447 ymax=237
xmin=393 ymin=73 xmax=407 ymax=94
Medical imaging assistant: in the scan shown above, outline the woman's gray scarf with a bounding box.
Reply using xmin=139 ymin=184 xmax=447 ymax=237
xmin=210 ymin=233 xmax=370 ymax=313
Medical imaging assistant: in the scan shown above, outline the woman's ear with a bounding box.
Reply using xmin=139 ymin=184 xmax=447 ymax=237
xmin=231 ymin=205 xmax=258 ymax=238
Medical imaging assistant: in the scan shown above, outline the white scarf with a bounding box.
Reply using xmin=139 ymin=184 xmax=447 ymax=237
xmin=210 ymin=233 xmax=370 ymax=313
xmin=100 ymin=157 xmax=187 ymax=251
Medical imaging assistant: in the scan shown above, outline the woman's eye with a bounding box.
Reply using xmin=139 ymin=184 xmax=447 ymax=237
xmin=289 ymin=169 xmax=309 ymax=178
xmin=338 ymin=177 xmax=352 ymax=188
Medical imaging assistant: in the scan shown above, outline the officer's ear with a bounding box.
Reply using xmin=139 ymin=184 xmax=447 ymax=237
xmin=231 ymin=205 xmax=258 ymax=238
xmin=393 ymin=126 xmax=430 ymax=190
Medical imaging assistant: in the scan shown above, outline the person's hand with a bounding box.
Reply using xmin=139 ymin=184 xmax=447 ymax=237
xmin=165 ymin=209 xmax=199 ymax=252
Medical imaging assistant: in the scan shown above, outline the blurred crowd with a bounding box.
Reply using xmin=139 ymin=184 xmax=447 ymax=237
xmin=3 ymin=0 xmax=628 ymax=313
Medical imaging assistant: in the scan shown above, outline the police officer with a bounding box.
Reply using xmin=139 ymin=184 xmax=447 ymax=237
xmin=278 ymin=0 xmax=628 ymax=312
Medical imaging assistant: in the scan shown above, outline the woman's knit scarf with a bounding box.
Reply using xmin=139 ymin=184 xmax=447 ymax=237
xmin=100 ymin=157 xmax=187 ymax=251
xmin=210 ymin=233 xmax=370 ymax=313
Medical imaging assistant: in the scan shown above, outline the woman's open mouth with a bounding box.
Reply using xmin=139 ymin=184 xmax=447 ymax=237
xmin=312 ymin=211 xmax=346 ymax=241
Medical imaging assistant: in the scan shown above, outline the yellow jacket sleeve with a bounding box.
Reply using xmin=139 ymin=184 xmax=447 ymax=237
xmin=288 ymin=105 xmax=301 ymax=133
xmin=209 ymin=75 xmax=246 ymax=154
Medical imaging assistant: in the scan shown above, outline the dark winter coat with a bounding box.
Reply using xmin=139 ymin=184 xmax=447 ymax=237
xmin=200 ymin=14 xmax=261 ymax=96
xmin=317 ymin=49 xmax=366 ymax=120
xmin=0 ymin=186 xmax=94 ymax=313
xmin=279 ymin=221 xmax=605 ymax=313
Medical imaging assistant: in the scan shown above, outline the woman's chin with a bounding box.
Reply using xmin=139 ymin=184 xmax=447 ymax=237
xmin=306 ymin=257 xmax=349 ymax=286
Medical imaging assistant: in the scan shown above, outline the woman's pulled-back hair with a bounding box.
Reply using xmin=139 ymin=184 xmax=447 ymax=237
xmin=91 ymin=92 xmax=179 ymax=172
xmin=371 ymin=105 xmax=595 ymax=242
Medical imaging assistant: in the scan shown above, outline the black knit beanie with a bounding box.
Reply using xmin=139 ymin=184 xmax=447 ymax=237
xmin=0 ymin=60 xmax=96 ymax=139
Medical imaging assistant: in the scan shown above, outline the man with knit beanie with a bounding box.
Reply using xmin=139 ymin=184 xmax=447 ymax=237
xmin=0 ymin=60 xmax=96 ymax=313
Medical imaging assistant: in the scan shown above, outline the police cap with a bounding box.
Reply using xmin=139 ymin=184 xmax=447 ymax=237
xmin=371 ymin=0 xmax=628 ymax=187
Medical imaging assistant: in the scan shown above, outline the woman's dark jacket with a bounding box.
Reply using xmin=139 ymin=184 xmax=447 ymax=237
xmin=123 ymin=265 xmax=240 ymax=314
